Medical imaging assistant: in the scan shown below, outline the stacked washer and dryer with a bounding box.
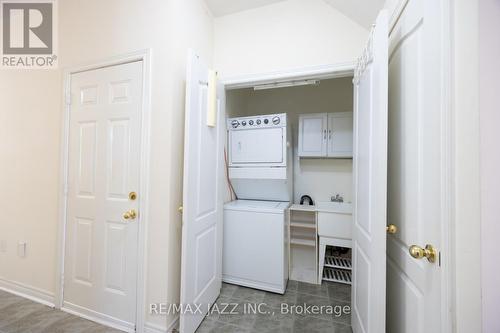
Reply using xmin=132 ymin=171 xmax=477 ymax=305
xmin=222 ymin=113 xmax=292 ymax=294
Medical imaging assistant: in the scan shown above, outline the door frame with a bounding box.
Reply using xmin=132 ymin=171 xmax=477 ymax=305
xmin=222 ymin=62 xmax=356 ymax=90
xmin=221 ymin=53 xmax=453 ymax=331
xmin=55 ymin=49 xmax=152 ymax=333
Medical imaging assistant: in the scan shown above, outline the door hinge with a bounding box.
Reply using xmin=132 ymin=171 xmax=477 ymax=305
xmin=438 ymin=251 xmax=441 ymax=267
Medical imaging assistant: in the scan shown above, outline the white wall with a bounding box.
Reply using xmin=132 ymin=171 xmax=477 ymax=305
xmin=452 ymin=0 xmax=482 ymax=332
xmin=214 ymin=0 xmax=368 ymax=78
xmin=58 ymin=0 xmax=214 ymax=330
xmin=226 ymin=77 xmax=353 ymax=204
xmin=0 ymin=1 xmax=213 ymax=332
xmin=0 ymin=71 xmax=61 ymax=300
xmin=479 ymin=0 xmax=500 ymax=331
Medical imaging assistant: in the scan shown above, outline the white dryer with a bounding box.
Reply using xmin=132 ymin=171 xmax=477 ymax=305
xmin=227 ymin=113 xmax=292 ymax=201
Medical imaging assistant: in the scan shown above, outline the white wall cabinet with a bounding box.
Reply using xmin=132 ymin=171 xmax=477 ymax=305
xmin=298 ymin=113 xmax=328 ymax=157
xmin=327 ymin=112 xmax=353 ymax=157
xmin=298 ymin=112 xmax=353 ymax=158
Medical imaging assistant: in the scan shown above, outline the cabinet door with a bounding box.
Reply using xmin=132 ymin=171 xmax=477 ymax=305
xmin=298 ymin=113 xmax=328 ymax=157
xmin=327 ymin=112 xmax=353 ymax=157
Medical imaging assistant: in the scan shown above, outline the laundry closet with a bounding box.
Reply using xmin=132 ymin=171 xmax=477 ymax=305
xmin=222 ymin=76 xmax=355 ymax=293
xmin=180 ymin=11 xmax=389 ymax=332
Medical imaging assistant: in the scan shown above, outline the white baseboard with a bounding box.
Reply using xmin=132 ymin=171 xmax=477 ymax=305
xmin=62 ymin=301 xmax=135 ymax=332
xmin=0 ymin=276 xmax=55 ymax=307
xmin=144 ymin=316 xmax=179 ymax=333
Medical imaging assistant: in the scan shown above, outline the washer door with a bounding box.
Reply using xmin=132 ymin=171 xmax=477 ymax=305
xmin=229 ymin=128 xmax=284 ymax=165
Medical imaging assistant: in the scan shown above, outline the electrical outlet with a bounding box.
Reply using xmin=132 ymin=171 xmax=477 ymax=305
xmin=0 ymin=240 xmax=6 ymax=253
xmin=17 ymin=241 xmax=27 ymax=258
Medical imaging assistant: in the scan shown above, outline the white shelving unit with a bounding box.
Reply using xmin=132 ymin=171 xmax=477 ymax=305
xmin=290 ymin=222 xmax=316 ymax=229
xmin=325 ymin=256 xmax=352 ymax=270
xmin=323 ymin=267 xmax=352 ymax=285
xmin=288 ymin=205 xmax=318 ymax=284
xmin=322 ymin=255 xmax=352 ymax=285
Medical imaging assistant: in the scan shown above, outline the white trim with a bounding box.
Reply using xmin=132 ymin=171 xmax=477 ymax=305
xmin=221 ymin=62 xmax=355 ymax=89
xmin=144 ymin=317 xmax=179 ymax=333
xmin=55 ymin=49 xmax=152 ymax=333
xmin=62 ymin=302 xmax=135 ymax=332
xmin=387 ymin=0 xmax=410 ymax=35
xmin=0 ymin=277 xmax=55 ymax=307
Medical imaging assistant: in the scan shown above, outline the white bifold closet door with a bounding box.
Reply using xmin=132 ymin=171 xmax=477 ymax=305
xmin=386 ymin=0 xmax=444 ymax=331
xmin=351 ymin=10 xmax=389 ymax=333
xmin=180 ymin=51 xmax=225 ymax=333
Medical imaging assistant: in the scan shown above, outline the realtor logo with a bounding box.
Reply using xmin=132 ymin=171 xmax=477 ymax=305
xmin=1 ymin=0 xmax=57 ymax=68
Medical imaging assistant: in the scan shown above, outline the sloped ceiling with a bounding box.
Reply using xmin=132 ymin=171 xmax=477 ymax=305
xmin=321 ymin=0 xmax=385 ymax=28
xmin=206 ymin=0 xmax=385 ymax=28
xmin=205 ymin=0 xmax=287 ymax=17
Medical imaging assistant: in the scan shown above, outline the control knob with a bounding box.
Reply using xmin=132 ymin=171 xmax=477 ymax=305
xmin=231 ymin=120 xmax=239 ymax=128
xmin=272 ymin=116 xmax=280 ymax=125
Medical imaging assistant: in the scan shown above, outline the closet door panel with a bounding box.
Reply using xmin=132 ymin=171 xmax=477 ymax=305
xmin=298 ymin=113 xmax=328 ymax=157
xmin=327 ymin=112 xmax=353 ymax=158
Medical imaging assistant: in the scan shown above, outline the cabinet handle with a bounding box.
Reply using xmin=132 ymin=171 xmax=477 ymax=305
xmin=323 ymin=129 xmax=327 ymax=140
xmin=329 ymin=129 xmax=332 ymax=140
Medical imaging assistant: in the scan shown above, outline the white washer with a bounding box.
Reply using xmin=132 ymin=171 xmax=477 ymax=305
xmin=222 ymin=200 xmax=289 ymax=294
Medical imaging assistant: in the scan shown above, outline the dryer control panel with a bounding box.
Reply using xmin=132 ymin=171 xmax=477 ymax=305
xmin=227 ymin=113 xmax=287 ymax=130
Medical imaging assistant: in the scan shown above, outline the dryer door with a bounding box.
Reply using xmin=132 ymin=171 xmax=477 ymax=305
xmin=229 ymin=128 xmax=285 ymax=166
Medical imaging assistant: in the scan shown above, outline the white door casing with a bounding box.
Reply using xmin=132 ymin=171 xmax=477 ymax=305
xmin=351 ymin=10 xmax=389 ymax=333
xmin=386 ymin=0 xmax=443 ymax=331
xmin=63 ymin=61 xmax=143 ymax=330
xmin=180 ymin=52 xmax=225 ymax=333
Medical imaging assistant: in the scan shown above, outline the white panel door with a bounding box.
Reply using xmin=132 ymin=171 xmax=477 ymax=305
xmin=386 ymin=0 xmax=443 ymax=332
xmin=327 ymin=112 xmax=353 ymax=157
xmin=64 ymin=61 xmax=143 ymax=329
xmin=351 ymin=10 xmax=388 ymax=333
xmin=298 ymin=113 xmax=328 ymax=157
xmin=180 ymin=52 xmax=225 ymax=333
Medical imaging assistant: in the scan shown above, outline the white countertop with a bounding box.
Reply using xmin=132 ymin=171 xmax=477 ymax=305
xmin=289 ymin=204 xmax=317 ymax=212
xmin=289 ymin=202 xmax=353 ymax=214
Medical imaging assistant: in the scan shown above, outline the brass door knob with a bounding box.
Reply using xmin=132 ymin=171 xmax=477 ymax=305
xmin=123 ymin=209 xmax=137 ymax=220
xmin=386 ymin=224 xmax=397 ymax=234
xmin=409 ymin=244 xmax=437 ymax=263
